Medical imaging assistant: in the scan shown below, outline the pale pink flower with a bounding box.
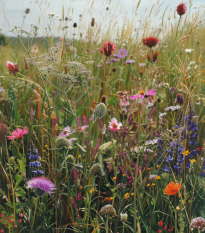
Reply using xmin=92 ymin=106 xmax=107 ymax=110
xmin=68 ymin=138 xmax=78 ymax=145
xmin=109 ymin=118 xmax=122 ymax=132
xmin=130 ymin=88 xmax=157 ymax=100
xmin=7 ymin=127 xmax=29 ymax=140
xmin=58 ymin=126 xmax=72 ymax=138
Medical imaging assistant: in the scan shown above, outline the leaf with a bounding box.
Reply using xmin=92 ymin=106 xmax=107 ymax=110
xmin=123 ymin=222 xmax=134 ymax=232
xmin=107 ymin=96 xmax=116 ymax=108
xmin=75 ymin=143 xmax=86 ymax=152
xmin=76 ymin=100 xmax=88 ymax=117
xmin=77 ymin=54 xmax=89 ymax=58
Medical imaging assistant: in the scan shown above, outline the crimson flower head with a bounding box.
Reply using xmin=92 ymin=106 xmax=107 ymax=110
xmin=6 ymin=61 xmax=20 ymax=76
xmin=158 ymin=220 xmax=163 ymax=227
xmin=142 ymin=37 xmax=160 ymax=48
xmin=147 ymin=52 xmax=159 ymax=62
xmin=7 ymin=127 xmax=29 ymax=140
xmin=100 ymin=41 xmax=116 ymax=57
xmin=176 ymin=3 xmax=186 ymax=16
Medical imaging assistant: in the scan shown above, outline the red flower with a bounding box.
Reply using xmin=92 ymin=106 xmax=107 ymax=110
xmin=147 ymin=52 xmax=159 ymax=62
xmin=6 ymin=61 xmax=20 ymax=76
xmin=197 ymin=148 xmax=200 ymax=151
xmin=176 ymin=3 xmax=186 ymax=16
xmin=158 ymin=220 xmax=163 ymax=227
xmin=100 ymin=41 xmax=116 ymax=57
xmin=142 ymin=37 xmax=160 ymax=48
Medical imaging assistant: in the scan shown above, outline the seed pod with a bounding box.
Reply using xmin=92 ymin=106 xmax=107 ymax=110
xmin=51 ymin=111 xmax=56 ymax=120
xmin=99 ymin=204 xmax=117 ymax=217
xmin=91 ymin=18 xmax=95 ymax=27
xmin=73 ymin=23 xmax=77 ymax=28
xmin=44 ymin=102 xmax=48 ymax=109
xmin=56 ymin=137 xmax=70 ymax=148
xmin=0 ymin=123 xmax=8 ymax=135
xmin=90 ymin=163 xmax=104 ymax=177
xmin=94 ymin=103 xmax=107 ymax=120
xmin=117 ymin=183 xmax=125 ymax=192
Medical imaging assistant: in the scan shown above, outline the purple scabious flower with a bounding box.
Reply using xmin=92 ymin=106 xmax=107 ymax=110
xmin=27 ymin=177 xmax=55 ymax=196
xmin=124 ymin=60 xmax=135 ymax=64
xmin=170 ymin=87 xmax=175 ymax=92
xmin=117 ymin=49 xmax=128 ymax=58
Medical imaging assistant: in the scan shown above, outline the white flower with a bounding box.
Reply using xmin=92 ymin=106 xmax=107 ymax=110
xmin=120 ymin=212 xmax=128 ymax=221
xmin=47 ymin=12 xmax=59 ymax=17
xmin=185 ymin=49 xmax=193 ymax=53
xmin=194 ymin=65 xmax=198 ymax=69
xmin=148 ymin=175 xmax=157 ymax=180
xmin=165 ymin=105 xmax=181 ymax=112
xmin=190 ymin=61 xmax=196 ymax=65
xmin=145 ymin=139 xmax=158 ymax=146
xmin=187 ymin=66 xmax=191 ymax=70
xmin=139 ymin=63 xmax=146 ymax=67
xmin=159 ymin=112 xmax=166 ymax=119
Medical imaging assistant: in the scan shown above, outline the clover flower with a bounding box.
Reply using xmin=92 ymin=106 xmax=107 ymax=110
xmin=176 ymin=3 xmax=186 ymax=16
xmin=190 ymin=217 xmax=205 ymax=232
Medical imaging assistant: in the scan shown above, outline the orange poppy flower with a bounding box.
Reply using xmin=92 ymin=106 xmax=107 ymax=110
xmin=104 ymin=197 xmax=111 ymax=203
xmin=164 ymin=182 xmax=181 ymax=195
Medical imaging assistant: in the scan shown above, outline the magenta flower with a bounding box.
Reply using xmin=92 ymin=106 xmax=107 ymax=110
xmin=117 ymin=49 xmax=128 ymax=58
xmin=109 ymin=118 xmax=122 ymax=132
xmin=130 ymin=88 xmax=157 ymax=100
xmin=7 ymin=127 xmax=29 ymax=140
xmin=6 ymin=61 xmax=20 ymax=76
xmin=27 ymin=177 xmax=55 ymax=195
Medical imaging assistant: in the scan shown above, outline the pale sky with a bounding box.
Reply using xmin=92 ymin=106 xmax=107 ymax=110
xmin=0 ymin=0 xmax=204 ymax=38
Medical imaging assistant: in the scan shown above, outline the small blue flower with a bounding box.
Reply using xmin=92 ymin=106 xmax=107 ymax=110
xmin=192 ymin=134 xmax=198 ymax=138
xmin=166 ymin=155 xmax=173 ymax=163
xmin=174 ymin=163 xmax=181 ymax=174
xmin=37 ymin=170 xmax=44 ymax=175
xmin=174 ymin=125 xmax=179 ymax=129
xmin=189 ymin=140 xmax=196 ymax=146
xmin=163 ymin=166 xmax=171 ymax=172
xmin=178 ymin=154 xmax=184 ymax=163
xmin=186 ymin=163 xmax=190 ymax=169
xmin=191 ymin=150 xmax=198 ymax=156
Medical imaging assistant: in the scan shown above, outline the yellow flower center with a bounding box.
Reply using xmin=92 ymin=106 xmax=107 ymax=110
xmin=121 ymin=52 xmax=124 ymax=54
xmin=140 ymin=90 xmax=145 ymax=95
xmin=196 ymin=98 xmax=200 ymax=102
xmin=113 ymin=123 xmax=118 ymax=128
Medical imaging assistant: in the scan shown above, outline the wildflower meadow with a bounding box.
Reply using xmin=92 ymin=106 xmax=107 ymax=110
xmin=1 ymin=0 xmax=205 ymax=232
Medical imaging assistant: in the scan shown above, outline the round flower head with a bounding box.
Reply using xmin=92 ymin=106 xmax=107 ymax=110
xmin=27 ymin=177 xmax=55 ymax=196
xmin=142 ymin=37 xmax=160 ymax=48
xmin=117 ymin=49 xmax=128 ymax=58
xmin=56 ymin=137 xmax=71 ymax=148
xmin=190 ymin=217 xmax=205 ymax=232
xmin=99 ymin=204 xmax=117 ymax=217
xmin=147 ymin=52 xmax=159 ymax=62
xmin=6 ymin=61 xmax=20 ymax=76
xmin=109 ymin=118 xmax=122 ymax=132
xmin=90 ymin=163 xmax=105 ymax=177
xmin=177 ymin=3 xmax=186 ymax=16
xmin=99 ymin=41 xmax=116 ymax=57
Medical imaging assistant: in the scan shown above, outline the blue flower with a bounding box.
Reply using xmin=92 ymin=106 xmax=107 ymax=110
xmin=163 ymin=166 xmax=171 ymax=172
xmin=178 ymin=154 xmax=184 ymax=163
xmin=174 ymin=163 xmax=181 ymax=174
xmin=189 ymin=140 xmax=196 ymax=146
xmin=174 ymin=125 xmax=179 ymax=129
xmin=166 ymin=155 xmax=173 ymax=163
xmin=186 ymin=163 xmax=190 ymax=169
xmin=192 ymin=134 xmax=198 ymax=139
xmin=191 ymin=150 xmax=198 ymax=156
xmin=37 ymin=170 xmax=44 ymax=175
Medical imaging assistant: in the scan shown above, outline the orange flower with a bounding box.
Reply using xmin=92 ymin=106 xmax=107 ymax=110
xmin=104 ymin=197 xmax=111 ymax=203
xmin=164 ymin=182 xmax=181 ymax=195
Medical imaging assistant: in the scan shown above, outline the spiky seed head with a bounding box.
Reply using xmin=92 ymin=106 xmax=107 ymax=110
xmin=56 ymin=137 xmax=70 ymax=148
xmin=117 ymin=183 xmax=125 ymax=192
xmin=99 ymin=204 xmax=117 ymax=217
xmin=94 ymin=103 xmax=107 ymax=120
xmin=90 ymin=163 xmax=104 ymax=177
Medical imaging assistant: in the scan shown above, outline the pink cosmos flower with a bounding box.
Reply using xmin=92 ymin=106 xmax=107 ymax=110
xmin=109 ymin=118 xmax=122 ymax=132
xmin=6 ymin=61 xmax=20 ymax=76
xmin=130 ymin=88 xmax=157 ymax=100
xmin=58 ymin=126 xmax=72 ymax=138
xmin=7 ymin=127 xmax=29 ymax=140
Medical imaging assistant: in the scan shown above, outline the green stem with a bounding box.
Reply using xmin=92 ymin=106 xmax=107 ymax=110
xmin=30 ymin=197 xmax=38 ymax=233
xmin=106 ymin=214 xmax=109 ymax=233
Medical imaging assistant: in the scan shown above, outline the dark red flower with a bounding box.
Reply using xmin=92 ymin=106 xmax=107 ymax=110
xmin=176 ymin=93 xmax=184 ymax=105
xmin=99 ymin=41 xmax=116 ymax=57
xmin=142 ymin=37 xmax=160 ymax=48
xmin=147 ymin=52 xmax=159 ymax=62
xmin=176 ymin=3 xmax=186 ymax=16
xmin=6 ymin=61 xmax=20 ymax=76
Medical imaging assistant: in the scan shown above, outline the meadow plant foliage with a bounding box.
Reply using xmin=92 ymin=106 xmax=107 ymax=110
xmin=1 ymin=0 xmax=205 ymax=232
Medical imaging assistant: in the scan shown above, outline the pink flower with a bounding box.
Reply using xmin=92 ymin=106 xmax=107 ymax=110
xmin=7 ymin=127 xmax=29 ymax=140
xmin=109 ymin=118 xmax=122 ymax=132
xmin=58 ymin=126 xmax=72 ymax=138
xmin=68 ymin=138 xmax=78 ymax=145
xmin=6 ymin=61 xmax=20 ymax=76
xmin=78 ymin=125 xmax=89 ymax=132
xmin=99 ymin=41 xmax=116 ymax=57
xmin=130 ymin=88 xmax=157 ymax=100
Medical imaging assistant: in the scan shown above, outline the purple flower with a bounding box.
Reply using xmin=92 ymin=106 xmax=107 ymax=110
xmin=97 ymin=64 xmax=102 ymax=67
xmin=88 ymin=76 xmax=94 ymax=80
xmin=170 ymin=87 xmax=175 ymax=92
xmin=124 ymin=60 xmax=135 ymax=64
xmin=117 ymin=49 xmax=128 ymax=58
xmin=27 ymin=177 xmax=55 ymax=195
xmin=110 ymin=58 xmax=120 ymax=63
xmin=91 ymin=50 xmax=95 ymax=53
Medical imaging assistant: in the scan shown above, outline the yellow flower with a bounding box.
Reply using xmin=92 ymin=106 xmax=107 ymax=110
xmin=44 ymin=145 xmax=48 ymax=148
xmin=79 ymin=155 xmax=81 ymax=158
xmin=156 ymin=176 xmax=161 ymax=180
xmin=113 ymin=177 xmax=117 ymax=180
xmin=42 ymin=150 xmax=46 ymax=152
xmin=147 ymin=184 xmax=151 ymax=187
xmin=151 ymin=183 xmax=156 ymax=186
xmin=182 ymin=150 xmax=189 ymax=156
xmin=131 ymin=193 xmax=134 ymax=196
xmin=47 ymin=153 xmax=50 ymax=156
xmin=176 ymin=206 xmax=180 ymax=210
xmin=156 ymin=165 xmax=160 ymax=168
xmin=110 ymin=197 xmax=113 ymax=200
xmin=124 ymin=193 xmax=129 ymax=199
xmin=189 ymin=159 xmax=196 ymax=162
xmin=83 ymin=159 xmax=85 ymax=162
xmin=90 ymin=188 xmax=95 ymax=193
xmin=122 ymin=174 xmax=126 ymax=176
xmin=80 ymin=186 xmax=82 ymax=189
